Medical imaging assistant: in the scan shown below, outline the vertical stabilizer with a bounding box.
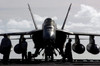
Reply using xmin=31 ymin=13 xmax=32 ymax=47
xmin=61 ymin=3 xmax=72 ymax=30
xmin=28 ymin=3 xmax=38 ymax=30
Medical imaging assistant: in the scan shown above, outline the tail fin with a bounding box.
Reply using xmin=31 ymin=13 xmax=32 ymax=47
xmin=61 ymin=3 xmax=72 ymax=30
xmin=28 ymin=3 xmax=38 ymax=30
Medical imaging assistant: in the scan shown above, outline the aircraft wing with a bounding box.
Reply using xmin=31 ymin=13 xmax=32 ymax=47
xmin=69 ymin=32 xmax=100 ymax=36
xmin=0 ymin=30 xmax=42 ymax=36
xmin=57 ymin=30 xmax=100 ymax=36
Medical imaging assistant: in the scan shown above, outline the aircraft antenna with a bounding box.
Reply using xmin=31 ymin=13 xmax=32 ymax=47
xmin=61 ymin=3 xmax=72 ymax=30
xmin=28 ymin=3 xmax=38 ymax=30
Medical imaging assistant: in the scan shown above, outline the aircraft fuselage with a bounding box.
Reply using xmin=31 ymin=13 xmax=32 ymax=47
xmin=31 ymin=18 xmax=67 ymax=58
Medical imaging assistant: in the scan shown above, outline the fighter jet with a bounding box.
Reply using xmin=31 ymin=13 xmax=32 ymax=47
xmin=0 ymin=3 xmax=100 ymax=61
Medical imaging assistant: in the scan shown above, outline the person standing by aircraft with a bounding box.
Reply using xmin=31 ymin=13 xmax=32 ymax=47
xmin=0 ymin=34 xmax=12 ymax=64
xmin=21 ymin=38 xmax=28 ymax=61
xmin=64 ymin=39 xmax=73 ymax=62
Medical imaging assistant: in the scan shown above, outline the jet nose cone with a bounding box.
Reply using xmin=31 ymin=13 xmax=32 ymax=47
xmin=44 ymin=30 xmax=55 ymax=39
xmin=43 ymin=29 xmax=56 ymax=42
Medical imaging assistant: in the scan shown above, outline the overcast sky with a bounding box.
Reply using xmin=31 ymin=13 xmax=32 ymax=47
xmin=0 ymin=0 xmax=100 ymax=59
xmin=0 ymin=0 xmax=100 ymax=33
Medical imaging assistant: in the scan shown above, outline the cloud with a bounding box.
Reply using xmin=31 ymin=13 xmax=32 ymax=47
xmin=0 ymin=14 xmax=58 ymax=33
xmin=74 ymin=4 xmax=100 ymax=24
xmin=0 ymin=29 xmax=5 ymax=33
xmin=34 ymin=14 xmax=47 ymax=22
xmin=7 ymin=19 xmax=32 ymax=28
xmin=74 ymin=4 xmax=97 ymax=18
xmin=34 ymin=14 xmax=58 ymax=22
xmin=0 ymin=19 xmax=33 ymax=33
xmin=67 ymin=4 xmax=100 ymax=33
xmin=33 ymin=14 xmax=58 ymax=28
xmin=6 ymin=19 xmax=34 ymax=32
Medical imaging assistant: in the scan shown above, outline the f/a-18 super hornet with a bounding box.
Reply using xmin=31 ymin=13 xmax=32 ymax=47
xmin=0 ymin=3 xmax=100 ymax=61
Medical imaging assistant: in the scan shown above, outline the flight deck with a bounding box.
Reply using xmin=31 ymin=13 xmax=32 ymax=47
xmin=0 ymin=59 xmax=100 ymax=66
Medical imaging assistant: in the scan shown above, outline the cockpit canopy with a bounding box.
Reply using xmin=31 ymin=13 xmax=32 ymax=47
xmin=42 ymin=18 xmax=56 ymax=29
